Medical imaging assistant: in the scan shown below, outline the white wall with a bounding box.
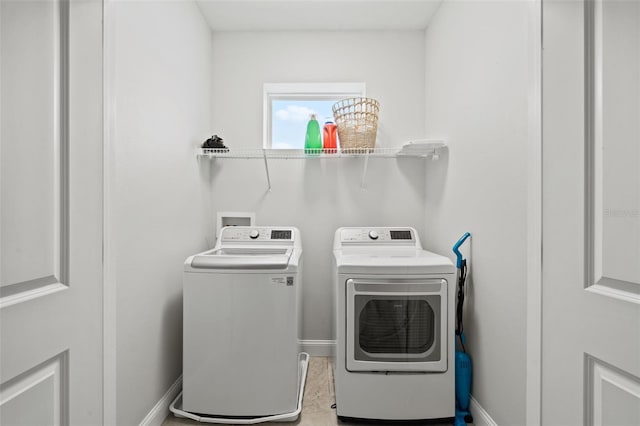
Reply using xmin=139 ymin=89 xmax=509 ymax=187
xmin=423 ymin=1 xmax=530 ymax=425
xmin=209 ymin=31 xmax=427 ymax=342
xmin=111 ymin=1 xmax=212 ymax=424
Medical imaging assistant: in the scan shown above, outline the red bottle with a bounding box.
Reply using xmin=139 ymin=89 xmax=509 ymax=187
xmin=323 ymin=121 xmax=337 ymax=153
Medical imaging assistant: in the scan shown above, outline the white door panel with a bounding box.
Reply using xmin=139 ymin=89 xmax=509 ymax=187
xmin=543 ymin=1 xmax=640 ymax=425
xmin=594 ymin=0 xmax=640 ymax=291
xmin=1 ymin=0 xmax=103 ymax=424
xmin=0 ymin=0 xmax=57 ymax=287
xmin=0 ymin=354 xmax=66 ymax=426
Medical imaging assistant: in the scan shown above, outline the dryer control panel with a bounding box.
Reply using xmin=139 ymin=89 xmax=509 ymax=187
xmin=339 ymin=227 xmax=417 ymax=245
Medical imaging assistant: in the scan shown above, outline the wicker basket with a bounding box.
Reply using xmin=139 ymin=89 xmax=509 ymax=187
xmin=332 ymin=97 xmax=380 ymax=152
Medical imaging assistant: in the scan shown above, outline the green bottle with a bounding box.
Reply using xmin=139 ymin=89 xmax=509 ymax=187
xmin=304 ymin=114 xmax=322 ymax=154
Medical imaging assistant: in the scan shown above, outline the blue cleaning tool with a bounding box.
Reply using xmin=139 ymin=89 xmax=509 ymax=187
xmin=453 ymin=232 xmax=470 ymax=269
xmin=455 ymin=337 xmax=473 ymax=426
xmin=452 ymin=232 xmax=473 ymax=426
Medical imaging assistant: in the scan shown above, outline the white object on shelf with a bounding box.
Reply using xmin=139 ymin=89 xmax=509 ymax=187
xmin=397 ymin=140 xmax=445 ymax=160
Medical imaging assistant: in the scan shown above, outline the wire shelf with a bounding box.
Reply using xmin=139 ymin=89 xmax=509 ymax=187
xmin=198 ymin=142 xmax=445 ymax=160
xmin=197 ymin=141 xmax=445 ymax=190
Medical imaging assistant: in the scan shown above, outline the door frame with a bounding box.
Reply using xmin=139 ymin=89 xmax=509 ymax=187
xmin=526 ymin=0 xmax=543 ymax=425
xmin=97 ymin=0 xmax=547 ymax=424
xmin=102 ymin=0 xmax=117 ymax=424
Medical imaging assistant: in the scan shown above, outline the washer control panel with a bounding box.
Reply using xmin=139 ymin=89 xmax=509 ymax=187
xmin=340 ymin=228 xmax=416 ymax=244
xmin=221 ymin=227 xmax=294 ymax=242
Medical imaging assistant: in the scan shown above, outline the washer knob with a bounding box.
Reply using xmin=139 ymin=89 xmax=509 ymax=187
xmin=249 ymin=230 xmax=260 ymax=239
xmin=369 ymin=230 xmax=379 ymax=240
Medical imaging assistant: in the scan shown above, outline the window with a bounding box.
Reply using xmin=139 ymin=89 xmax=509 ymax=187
xmin=263 ymin=83 xmax=365 ymax=149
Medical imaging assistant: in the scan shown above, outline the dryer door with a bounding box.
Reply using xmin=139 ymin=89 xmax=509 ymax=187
xmin=346 ymin=279 xmax=448 ymax=372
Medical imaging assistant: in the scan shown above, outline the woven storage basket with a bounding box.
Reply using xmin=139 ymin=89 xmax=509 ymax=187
xmin=332 ymin=97 xmax=380 ymax=152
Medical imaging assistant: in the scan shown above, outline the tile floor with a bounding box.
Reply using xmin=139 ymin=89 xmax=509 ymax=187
xmin=163 ymin=357 xmax=454 ymax=426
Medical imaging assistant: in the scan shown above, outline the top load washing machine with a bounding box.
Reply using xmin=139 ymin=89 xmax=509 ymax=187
xmin=182 ymin=226 xmax=302 ymax=417
xmin=332 ymin=227 xmax=456 ymax=421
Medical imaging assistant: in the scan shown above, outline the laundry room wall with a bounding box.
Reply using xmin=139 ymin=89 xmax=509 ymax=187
xmin=422 ymin=1 xmax=531 ymax=425
xmin=207 ymin=31 xmax=427 ymax=345
xmin=110 ymin=1 xmax=212 ymax=424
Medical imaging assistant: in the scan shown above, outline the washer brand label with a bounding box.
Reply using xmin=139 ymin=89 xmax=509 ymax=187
xmin=270 ymin=277 xmax=294 ymax=286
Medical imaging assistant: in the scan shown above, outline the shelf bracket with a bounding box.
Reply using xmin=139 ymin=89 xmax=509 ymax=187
xmin=262 ymin=150 xmax=272 ymax=191
xmin=360 ymin=154 xmax=370 ymax=190
xmin=432 ymin=147 xmax=441 ymax=161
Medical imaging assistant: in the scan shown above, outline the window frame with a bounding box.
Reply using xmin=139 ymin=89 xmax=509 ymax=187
xmin=263 ymin=82 xmax=366 ymax=149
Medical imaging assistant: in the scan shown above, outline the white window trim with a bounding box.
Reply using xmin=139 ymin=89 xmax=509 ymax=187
xmin=263 ymin=82 xmax=366 ymax=149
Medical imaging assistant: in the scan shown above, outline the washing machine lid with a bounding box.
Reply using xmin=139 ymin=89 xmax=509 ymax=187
xmin=189 ymin=248 xmax=294 ymax=270
xmin=334 ymin=248 xmax=455 ymax=275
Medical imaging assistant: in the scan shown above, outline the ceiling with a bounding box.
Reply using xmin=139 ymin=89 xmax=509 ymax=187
xmin=195 ymin=0 xmax=443 ymax=31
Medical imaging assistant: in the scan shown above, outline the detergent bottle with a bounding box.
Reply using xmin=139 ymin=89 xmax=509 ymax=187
xmin=323 ymin=121 xmax=337 ymax=153
xmin=304 ymin=114 xmax=322 ymax=154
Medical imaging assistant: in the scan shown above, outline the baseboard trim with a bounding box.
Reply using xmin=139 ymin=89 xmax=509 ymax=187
xmin=300 ymin=339 xmax=336 ymax=357
xmin=139 ymin=375 xmax=183 ymax=426
xmin=470 ymin=395 xmax=498 ymax=426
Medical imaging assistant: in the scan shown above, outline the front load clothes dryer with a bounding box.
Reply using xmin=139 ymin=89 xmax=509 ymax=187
xmin=332 ymin=227 xmax=456 ymax=422
xmin=182 ymin=226 xmax=303 ymax=418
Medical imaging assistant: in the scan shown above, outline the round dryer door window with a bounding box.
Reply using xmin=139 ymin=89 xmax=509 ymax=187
xmin=345 ymin=279 xmax=448 ymax=372
xmin=357 ymin=298 xmax=437 ymax=358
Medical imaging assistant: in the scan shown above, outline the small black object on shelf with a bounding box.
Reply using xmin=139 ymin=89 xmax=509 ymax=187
xmin=202 ymin=135 xmax=229 ymax=152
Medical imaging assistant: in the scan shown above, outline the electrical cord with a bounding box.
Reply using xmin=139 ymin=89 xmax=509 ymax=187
xmin=456 ymin=259 xmax=467 ymax=353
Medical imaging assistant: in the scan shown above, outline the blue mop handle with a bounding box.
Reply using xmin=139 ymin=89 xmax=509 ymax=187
xmin=452 ymin=232 xmax=471 ymax=269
